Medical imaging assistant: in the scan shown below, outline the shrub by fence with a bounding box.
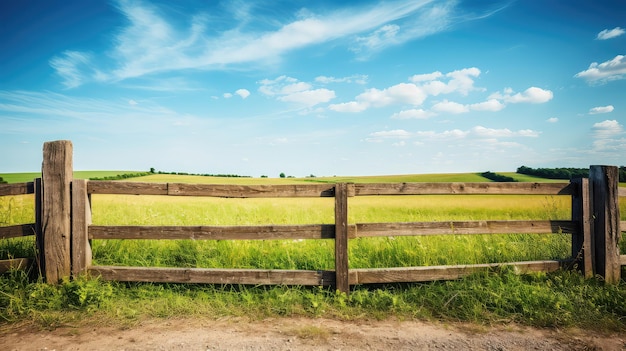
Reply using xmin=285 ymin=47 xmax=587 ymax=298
xmin=0 ymin=140 xmax=624 ymax=293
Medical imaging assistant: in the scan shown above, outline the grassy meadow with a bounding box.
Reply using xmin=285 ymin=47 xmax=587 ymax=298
xmin=1 ymin=171 xmax=626 ymax=330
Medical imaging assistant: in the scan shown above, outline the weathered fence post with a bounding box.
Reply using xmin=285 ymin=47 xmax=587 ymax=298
xmin=589 ymin=165 xmax=621 ymax=284
xmin=571 ymin=178 xmax=593 ymax=277
xmin=334 ymin=183 xmax=350 ymax=295
xmin=41 ymin=140 xmax=73 ymax=283
xmin=34 ymin=178 xmax=43 ymax=277
xmin=71 ymin=179 xmax=92 ymax=276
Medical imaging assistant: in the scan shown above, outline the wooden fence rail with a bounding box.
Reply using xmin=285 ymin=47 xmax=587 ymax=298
xmin=0 ymin=181 xmax=38 ymax=274
xmin=0 ymin=140 xmax=623 ymax=292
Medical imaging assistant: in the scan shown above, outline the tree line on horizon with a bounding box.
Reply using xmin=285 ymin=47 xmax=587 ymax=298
xmin=517 ymin=166 xmax=626 ymax=182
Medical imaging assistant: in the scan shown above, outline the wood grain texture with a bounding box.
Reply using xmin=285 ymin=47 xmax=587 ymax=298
xmin=355 ymin=182 xmax=574 ymax=196
xmin=0 ymin=224 xmax=37 ymax=239
xmin=590 ymin=165 xmax=621 ymax=284
xmin=71 ymin=179 xmax=92 ymax=276
xmin=355 ymin=220 xmax=578 ymax=237
xmin=89 ymin=266 xmax=335 ymax=285
xmin=87 ymin=181 xmax=335 ymax=197
xmin=350 ymin=260 xmax=573 ymax=284
xmin=334 ymin=183 xmax=350 ymax=294
xmin=88 ymin=181 xmax=167 ymax=195
xmin=0 ymin=182 xmax=34 ymax=196
xmin=89 ymin=224 xmax=337 ymax=240
xmin=571 ymin=178 xmax=593 ymax=277
xmin=41 ymin=140 xmax=73 ymax=283
xmin=167 ymin=183 xmax=336 ymax=197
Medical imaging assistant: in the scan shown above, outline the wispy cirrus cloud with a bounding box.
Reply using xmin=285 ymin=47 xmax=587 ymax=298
xmin=49 ymin=51 xmax=94 ymax=89
xmin=366 ymin=125 xmax=539 ymax=143
xmin=596 ymin=27 xmax=625 ymax=40
xmin=49 ymin=0 xmax=508 ymax=89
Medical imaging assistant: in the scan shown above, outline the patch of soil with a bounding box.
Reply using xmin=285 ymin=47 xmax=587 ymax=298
xmin=2 ymin=317 xmax=625 ymax=351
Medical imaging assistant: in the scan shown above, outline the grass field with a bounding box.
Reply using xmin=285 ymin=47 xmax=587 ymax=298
xmin=0 ymin=170 xmax=147 ymax=184
xmin=1 ymin=171 xmax=625 ymax=330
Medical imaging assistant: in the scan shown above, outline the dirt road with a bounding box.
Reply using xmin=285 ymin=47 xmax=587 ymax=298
xmin=2 ymin=317 xmax=625 ymax=350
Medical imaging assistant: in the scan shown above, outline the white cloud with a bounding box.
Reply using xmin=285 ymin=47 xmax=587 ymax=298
xmin=63 ymin=0 xmax=478 ymax=86
xmin=415 ymin=67 xmax=482 ymax=96
xmin=223 ymin=93 xmax=233 ymax=98
xmin=410 ymin=71 xmax=443 ymax=82
xmin=489 ymin=86 xmax=553 ymax=104
xmin=575 ymin=55 xmax=626 ymax=83
xmin=259 ymin=76 xmax=335 ymax=107
xmin=597 ymin=27 xmax=625 ymax=40
xmin=328 ymin=101 xmax=368 ymax=113
xmin=315 ymin=75 xmax=368 ymax=84
xmin=444 ymin=67 xmax=482 ymax=95
xmin=48 ymin=0 xmax=508 ymax=88
xmin=469 ymin=99 xmax=505 ymax=111
xmin=332 ymin=67 xmax=483 ymax=114
xmin=367 ymin=125 xmax=539 ymax=144
xmin=469 ymin=126 xmax=539 ymax=138
xmin=366 ymin=129 xmax=412 ymax=142
xmin=281 ymin=82 xmax=312 ymax=94
xmin=49 ymin=51 xmax=93 ymax=89
xmin=347 ymin=83 xmax=427 ymax=110
xmin=235 ymin=89 xmax=250 ymax=99
xmin=432 ymin=100 xmax=469 ymax=114
xmin=391 ymin=109 xmax=435 ymax=119
xmin=278 ymin=88 xmax=336 ymax=106
xmin=128 ymin=99 xmax=138 ymax=105
xmin=593 ymin=119 xmax=623 ymax=137
xmin=592 ymin=119 xmax=625 ymax=151
xmin=547 ymin=117 xmax=558 ymax=123
xmin=355 ymin=24 xmax=400 ymax=52
xmin=589 ymin=105 xmax=614 ymax=114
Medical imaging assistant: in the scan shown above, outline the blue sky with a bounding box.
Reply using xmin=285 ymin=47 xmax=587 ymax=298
xmin=1 ymin=0 xmax=625 ymax=177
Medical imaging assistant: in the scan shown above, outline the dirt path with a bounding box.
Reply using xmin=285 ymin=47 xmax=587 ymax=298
xmin=2 ymin=317 xmax=625 ymax=351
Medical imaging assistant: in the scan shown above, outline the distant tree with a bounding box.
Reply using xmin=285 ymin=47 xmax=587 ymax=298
xmin=150 ymin=167 xmax=155 ymax=173
xmin=279 ymin=172 xmax=286 ymax=178
xmin=481 ymin=171 xmax=517 ymax=182
xmin=0 ymin=177 xmax=6 ymax=184
xmin=260 ymin=175 xmax=268 ymax=178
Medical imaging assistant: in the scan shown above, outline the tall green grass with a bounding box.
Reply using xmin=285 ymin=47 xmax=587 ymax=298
xmin=89 ymin=194 xmax=573 ymax=269
xmin=0 ymin=171 xmax=147 ymax=184
xmin=1 ymin=172 xmax=625 ymax=330
xmin=0 ymin=195 xmax=36 ymax=260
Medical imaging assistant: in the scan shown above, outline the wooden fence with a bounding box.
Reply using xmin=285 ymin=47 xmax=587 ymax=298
xmin=0 ymin=140 xmax=624 ymax=293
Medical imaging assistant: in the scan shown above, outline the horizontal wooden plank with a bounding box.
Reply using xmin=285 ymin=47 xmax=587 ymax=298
xmin=355 ymin=220 xmax=578 ymax=237
xmin=0 ymin=223 xmax=37 ymax=239
xmin=89 ymin=266 xmax=335 ymax=286
xmin=167 ymin=183 xmax=336 ymax=197
xmin=621 ymin=255 xmax=626 ymax=266
xmin=88 ymin=181 xmax=168 ymax=195
xmin=355 ymin=182 xmax=574 ymax=196
xmin=350 ymin=260 xmax=572 ymax=284
xmin=619 ymin=187 xmax=626 ymax=197
xmin=621 ymin=221 xmax=626 ymax=232
xmin=0 ymin=258 xmax=32 ymax=274
xmin=87 ymin=181 xmax=336 ymax=197
xmin=89 ymin=224 xmax=344 ymax=240
xmin=0 ymin=182 xmax=35 ymax=196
